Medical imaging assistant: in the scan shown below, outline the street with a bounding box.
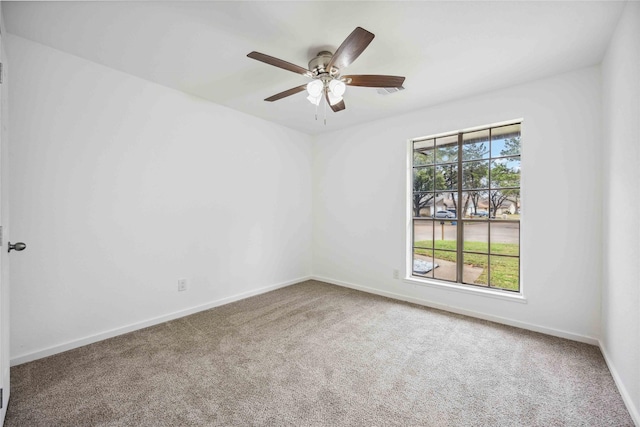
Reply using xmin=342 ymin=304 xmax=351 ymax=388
xmin=414 ymin=219 xmax=519 ymax=245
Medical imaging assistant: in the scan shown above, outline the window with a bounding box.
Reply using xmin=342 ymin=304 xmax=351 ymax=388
xmin=410 ymin=122 xmax=521 ymax=292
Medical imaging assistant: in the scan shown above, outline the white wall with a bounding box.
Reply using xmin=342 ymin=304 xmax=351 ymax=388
xmin=7 ymin=35 xmax=313 ymax=363
xmin=313 ymin=66 xmax=602 ymax=343
xmin=601 ymin=1 xmax=640 ymax=423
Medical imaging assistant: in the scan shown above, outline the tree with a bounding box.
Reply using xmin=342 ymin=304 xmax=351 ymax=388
xmin=413 ymin=149 xmax=448 ymax=217
xmin=413 ymin=168 xmax=435 ymax=217
xmin=489 ymin=190 xmax=511 ymax=216
xmin=489 ymin=162 xmax=520 ymax=215
xmin=461 ymin=142 xmax=489 ymax=216
xmin=498 ymin=136 xmax=521 ymax=211
xmin=429 ymin=140 xmax=460 ymax=214
xmin=500 ymin=136 xmax=521 ymax=157
xmin=467 ymin=190 xmax=486 ymax=215
xmin=437 ymin=164 xmax=458 ymax=213
xmin=413 ymin=165 xmax=447 ymax=217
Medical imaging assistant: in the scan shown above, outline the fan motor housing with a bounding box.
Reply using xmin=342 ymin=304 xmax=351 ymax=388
xmin=308 ymin=51 xmax=338 ymax=77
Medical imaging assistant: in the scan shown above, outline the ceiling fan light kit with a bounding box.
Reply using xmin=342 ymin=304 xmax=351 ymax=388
xmin=247 ymin=27 xmax=405 ymax=124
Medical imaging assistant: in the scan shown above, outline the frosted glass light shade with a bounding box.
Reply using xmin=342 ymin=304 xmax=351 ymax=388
xmin=329 ymin=79 xmax=346 ymax=97
xmin=307 ymin=94 xmax=321 ymax=106
xmin=306 ymin=80 xmax=323 ymax=97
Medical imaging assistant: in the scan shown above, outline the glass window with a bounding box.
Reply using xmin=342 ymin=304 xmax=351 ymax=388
xmin=410 ymin=122 xmax=521 ymax=292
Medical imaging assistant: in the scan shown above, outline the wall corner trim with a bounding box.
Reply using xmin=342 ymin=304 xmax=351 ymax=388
xmin=10 ymin=276 xmax=312 ymax=366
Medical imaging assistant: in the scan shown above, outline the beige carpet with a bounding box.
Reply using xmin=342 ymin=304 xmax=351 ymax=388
xmin=5 ymin=280 xmax=633 ymax=426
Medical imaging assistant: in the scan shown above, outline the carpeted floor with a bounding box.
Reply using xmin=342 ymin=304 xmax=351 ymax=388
xmin=5 ymin=280 xmax=633 ymax=426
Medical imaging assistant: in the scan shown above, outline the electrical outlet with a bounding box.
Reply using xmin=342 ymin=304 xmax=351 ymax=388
xmin=393 ymin=269 xmax=399 ymax=279
xmin=178 ymin=278 xmax=188 ymax=292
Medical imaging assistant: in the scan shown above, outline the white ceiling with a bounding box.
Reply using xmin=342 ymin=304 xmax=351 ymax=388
xmin=3 ymin=1 xmax=625 ymax=135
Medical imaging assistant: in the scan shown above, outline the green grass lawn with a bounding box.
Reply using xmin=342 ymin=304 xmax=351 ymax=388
xmin=415 ymin=240 xmax=519 ymax=291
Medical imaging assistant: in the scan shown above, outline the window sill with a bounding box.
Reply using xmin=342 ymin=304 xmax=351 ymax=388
xmin=403 ymin=276 xmax=527 ymax=303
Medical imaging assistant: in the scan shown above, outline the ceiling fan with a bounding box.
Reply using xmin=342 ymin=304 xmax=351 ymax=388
xmin=247 ymin=27 xmax=405 ymax=117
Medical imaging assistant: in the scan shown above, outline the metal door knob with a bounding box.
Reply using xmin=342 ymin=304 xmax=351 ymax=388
xmin=8 ymin=242 xmax=26 ymax=253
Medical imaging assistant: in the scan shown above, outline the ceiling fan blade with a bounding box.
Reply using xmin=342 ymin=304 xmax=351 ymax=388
xmin=247 ymin=51 xmax=312 ymax=77
xmin=331 ymin=99 xmax=346 ymax=112
xmin=327 ymin=27 xmax=375 ymax=71
xmin=343 ymin=75 xmax=406 ymax=88
xmin=265 ymin=84 xmax=307 ymax=102
xmin=324 ymin=89 xmax=346 ymax=112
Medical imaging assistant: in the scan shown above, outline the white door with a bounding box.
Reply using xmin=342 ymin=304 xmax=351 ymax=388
xmin=0 ymin=23 xmax=9 ymax=425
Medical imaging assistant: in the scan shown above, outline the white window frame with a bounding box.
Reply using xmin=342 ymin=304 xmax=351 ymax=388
xmin=404 ymin=120 xmax=526 ymax=303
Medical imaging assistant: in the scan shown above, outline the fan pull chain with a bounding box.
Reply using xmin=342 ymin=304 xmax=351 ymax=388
xmin=323 ymin=93 xmax=327 ymax=125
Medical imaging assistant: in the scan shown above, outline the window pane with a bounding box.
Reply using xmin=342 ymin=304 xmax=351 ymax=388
xmin=489 ymin=255 xmax=519 ymax=291
xmin=413 ymin=139 xmax=434 ymax=166
xmin=490 ymin=157 xmax=520 ymax=188
xmin=491 ymin=124 xmax=521 ymax=157
xmin=463 ymin=221 xmax=488 ymax=253
xmin=460 ymin=193 xmax=472 ymax=219
xmin=413 ymin=249 xmax=435 ymax=278
xmin=462 ymin=160 xmax=489 ymax=190
xmin=462 ymin=190 xmax=489 ymax=218
xmin=462 ymin=129 xmax=490 ymax=161
xmin=463 ymin=252 xmax=487 ymax=285
xmin=434 ymin=220 xmax=456 ymax=251
xmin=435 ymin=135 xmax=458 ymax=163
xmin=488 ymin=190 xmax=519 ymax=219
xmin=435 ymin=165 xmax=457 ymax=191
xmin=412 ymin=192 xmax=436 ymax=218
xmin=413 ymin=166 xmax=435 ymax=192
xmin=413 ymin=220 xmax=434 ymax=249
xmin=432 ymin=192 xmax=457 ymax=219
xmin=490 ymin=222 xmax=519 ymax=255
xmin=434 ymin=250 xmax=457 ymax=282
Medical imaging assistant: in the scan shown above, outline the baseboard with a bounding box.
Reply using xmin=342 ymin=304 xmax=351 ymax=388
xmin=312 ymin=275 xmax=599 ymax=346
xmin=10 ymin=276 xmax=312 ymax=366
xmin=599 ymin=341 xmax=640 ymax=426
